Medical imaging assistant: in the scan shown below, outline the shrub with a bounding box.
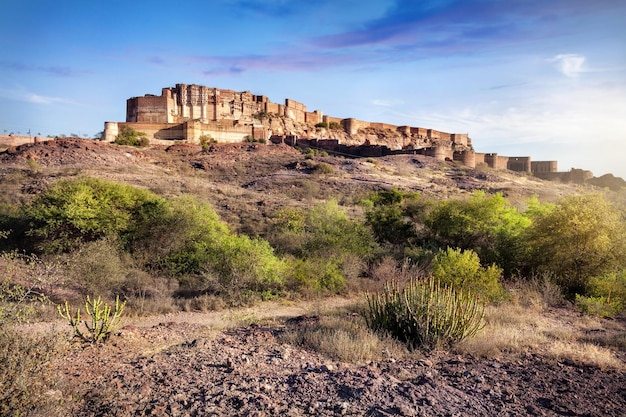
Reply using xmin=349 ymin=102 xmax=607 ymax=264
xmin=23 ymin=177 xmax=166 ymax=253
xmin=431 ymin=247 xmax=505 ymax=302
xmin=270 ymin=200 xmax=378 ymax=264
xmin=364 ymin=189 xmax=427 ymax=246
xmin=575 ymin=271 xmax=626 ymax=317
xmin=269 ymin=201 xmax=379 ymax=293
xmin=114 ymin=126 xmax=149 ymax=147
xmin=199 ymin=134 xmax=216 ymax=150
xmin=148 ymin=196 xmax=287 ymax=297
xmin=287 ymin=257 xmax=346 ymax=293
xmin=525 ymin=193 xmax=626 ymax=297
xmin=303 ymin=200 xmax=378 ymax=261
xmin=244 ymin=135 xmax=266 ymax=144
xmin=311 ymin=162 xmax=334 ymax=175
xmin=366 ymin=278 xmax=485 ymax=351
xmin=366 ymin=204 xmax=417 ymax=245
xmin=0 ymin=327 xmax=62 ymax=416
xmin=302 ymin=147 xmax=328 ymax=159
xmin=425 ymin=191 xmax=530 ymax=275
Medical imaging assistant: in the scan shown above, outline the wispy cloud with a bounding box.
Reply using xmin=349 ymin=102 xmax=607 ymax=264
xmin=549 ymin=54 xmax=586 ymax=77
xmin=311 ymin=0 xmax=621 ymax=56
xmin=0 ymin=87 xmax=76 ymax=105
xmin=190 ymin=50 xmax=364 ymax=75
xmin=0 ymin=61 xmax=90 ymax=77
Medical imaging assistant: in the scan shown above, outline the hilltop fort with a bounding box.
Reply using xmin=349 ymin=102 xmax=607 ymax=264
xmin=103 ymin=84 xmax=558 ymax=177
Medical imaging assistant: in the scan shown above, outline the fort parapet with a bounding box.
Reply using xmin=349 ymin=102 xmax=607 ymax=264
xmin=103 ymin=83 xmax=559 ymax=176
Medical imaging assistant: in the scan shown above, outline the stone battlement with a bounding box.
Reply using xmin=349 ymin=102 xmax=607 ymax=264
xmin=103 ymin=84 xmax=558 ymax=176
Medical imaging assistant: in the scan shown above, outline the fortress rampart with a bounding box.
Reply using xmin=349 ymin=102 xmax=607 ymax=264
xmin=103 ymin=84 xmax=559 ymax=176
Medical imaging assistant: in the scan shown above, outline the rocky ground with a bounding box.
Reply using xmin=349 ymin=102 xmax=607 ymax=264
xmin=51 ymin=308 xmax=625 ymax=417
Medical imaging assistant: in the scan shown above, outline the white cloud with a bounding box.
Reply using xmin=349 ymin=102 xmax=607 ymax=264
xmin=549 ymin=54 xmax=586 ymax=77
xmin=0 ymin=87 xmax=74 ymax=105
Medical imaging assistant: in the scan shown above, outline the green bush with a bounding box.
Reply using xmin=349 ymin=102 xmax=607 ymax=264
xmin=425 ymin=191 xmax=530 ymax=275
xmin=268 ymin=201 xmax=378 ymax=290
xmin=114 ymin=126 xmax=149 ymax=147
xmin=149 ymin=196 xmax=286 ymax=297
xmin=366 ymin=278 xmax=485 ymax=351
xmin=311 ymin=162 xmax=334 ymax=175
xmin=525 ymin=193 xmax=626 ymax=297
xmin=270 ymin=200 xmax=378 ymax=262
xmin=199 ymin=134 xmax=216 ymax=150
xmin=575 ymin=295 xmax=622 ymax=318
xmin=431 ymin=247 xmax=504 ymax=302
xmin=23 ymin=177 xmax=165 ymax=253
xmin=287 ymin=257 xmax=346 ymax=293
xmin=364 ymin=189 xmax=427 ymax=246
xmin=366 ymin=204 xmax=417 ymax=245
xmin=303 ymin=200 xmax=378 ymax=261
xmin=575 ymin=271 xmax=626 ymax=317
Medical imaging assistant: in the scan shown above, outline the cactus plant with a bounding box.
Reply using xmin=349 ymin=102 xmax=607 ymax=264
xmin=366 ymin=278 xmax=484 ymax=351
xmin=58 ymin=295 xmax=126 ymax=343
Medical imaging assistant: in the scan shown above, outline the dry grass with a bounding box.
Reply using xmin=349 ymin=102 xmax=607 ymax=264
xmin=279 ymin=313 xmax=409 ymax=363
xmin=547 ymin=341 xmax=624 ymax=370
xmin=455 ymin=301 xmax=626 ymax=370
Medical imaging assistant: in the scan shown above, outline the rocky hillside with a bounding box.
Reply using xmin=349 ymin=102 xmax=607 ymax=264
xmin=2 ymin=138 xmax=626 ymax=417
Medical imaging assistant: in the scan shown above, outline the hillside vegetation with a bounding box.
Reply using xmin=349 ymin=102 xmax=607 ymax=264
xmin=1 ymin=138 xmax=625 ymax=416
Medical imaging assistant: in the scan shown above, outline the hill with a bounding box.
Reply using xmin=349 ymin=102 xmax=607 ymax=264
xmin=2 ymin=138 xmax=625 ymax=417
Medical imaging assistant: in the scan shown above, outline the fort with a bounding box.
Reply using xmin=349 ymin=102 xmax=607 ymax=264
xmin=0 ymin=83 xmax=559 ymax=176
xmin=101 ymin=83 xmax=558 ymax=176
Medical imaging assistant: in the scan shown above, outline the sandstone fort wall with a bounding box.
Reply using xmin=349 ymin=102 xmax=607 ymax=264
xmin=0 ymin=134 xmax=40 ymax=147
xmin=103 ymin=83 xmax=561 ymax=177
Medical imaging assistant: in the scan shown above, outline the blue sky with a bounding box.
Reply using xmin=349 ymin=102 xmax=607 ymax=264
xmin=1 ymin=0 xmax=625 ymax=177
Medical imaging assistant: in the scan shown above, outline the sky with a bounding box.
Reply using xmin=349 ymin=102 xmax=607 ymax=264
xmin=1 ymin=0 xmax=625 ymax=177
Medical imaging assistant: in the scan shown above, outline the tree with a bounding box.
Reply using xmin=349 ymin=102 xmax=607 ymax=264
xmin=525 ymin=193 xmax=626 ymax=296
xmin=424 ymin=191 xmax=530 ymax=275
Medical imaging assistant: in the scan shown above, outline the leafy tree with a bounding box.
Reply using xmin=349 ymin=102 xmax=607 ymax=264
xmin=425 ymin=191 xmax=530 ymax=275
xmin=288 ymin=257 xmax=346 ymax=293
xmin=364 ymin=189 xmax=425 ymax=246
xmin=525 ymin=193 xmax=626 ymax=297
xmin=269 ymin=200 xmax=379 ymax=291
xmin=301 ymin=200 xmax=378 ymax=261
